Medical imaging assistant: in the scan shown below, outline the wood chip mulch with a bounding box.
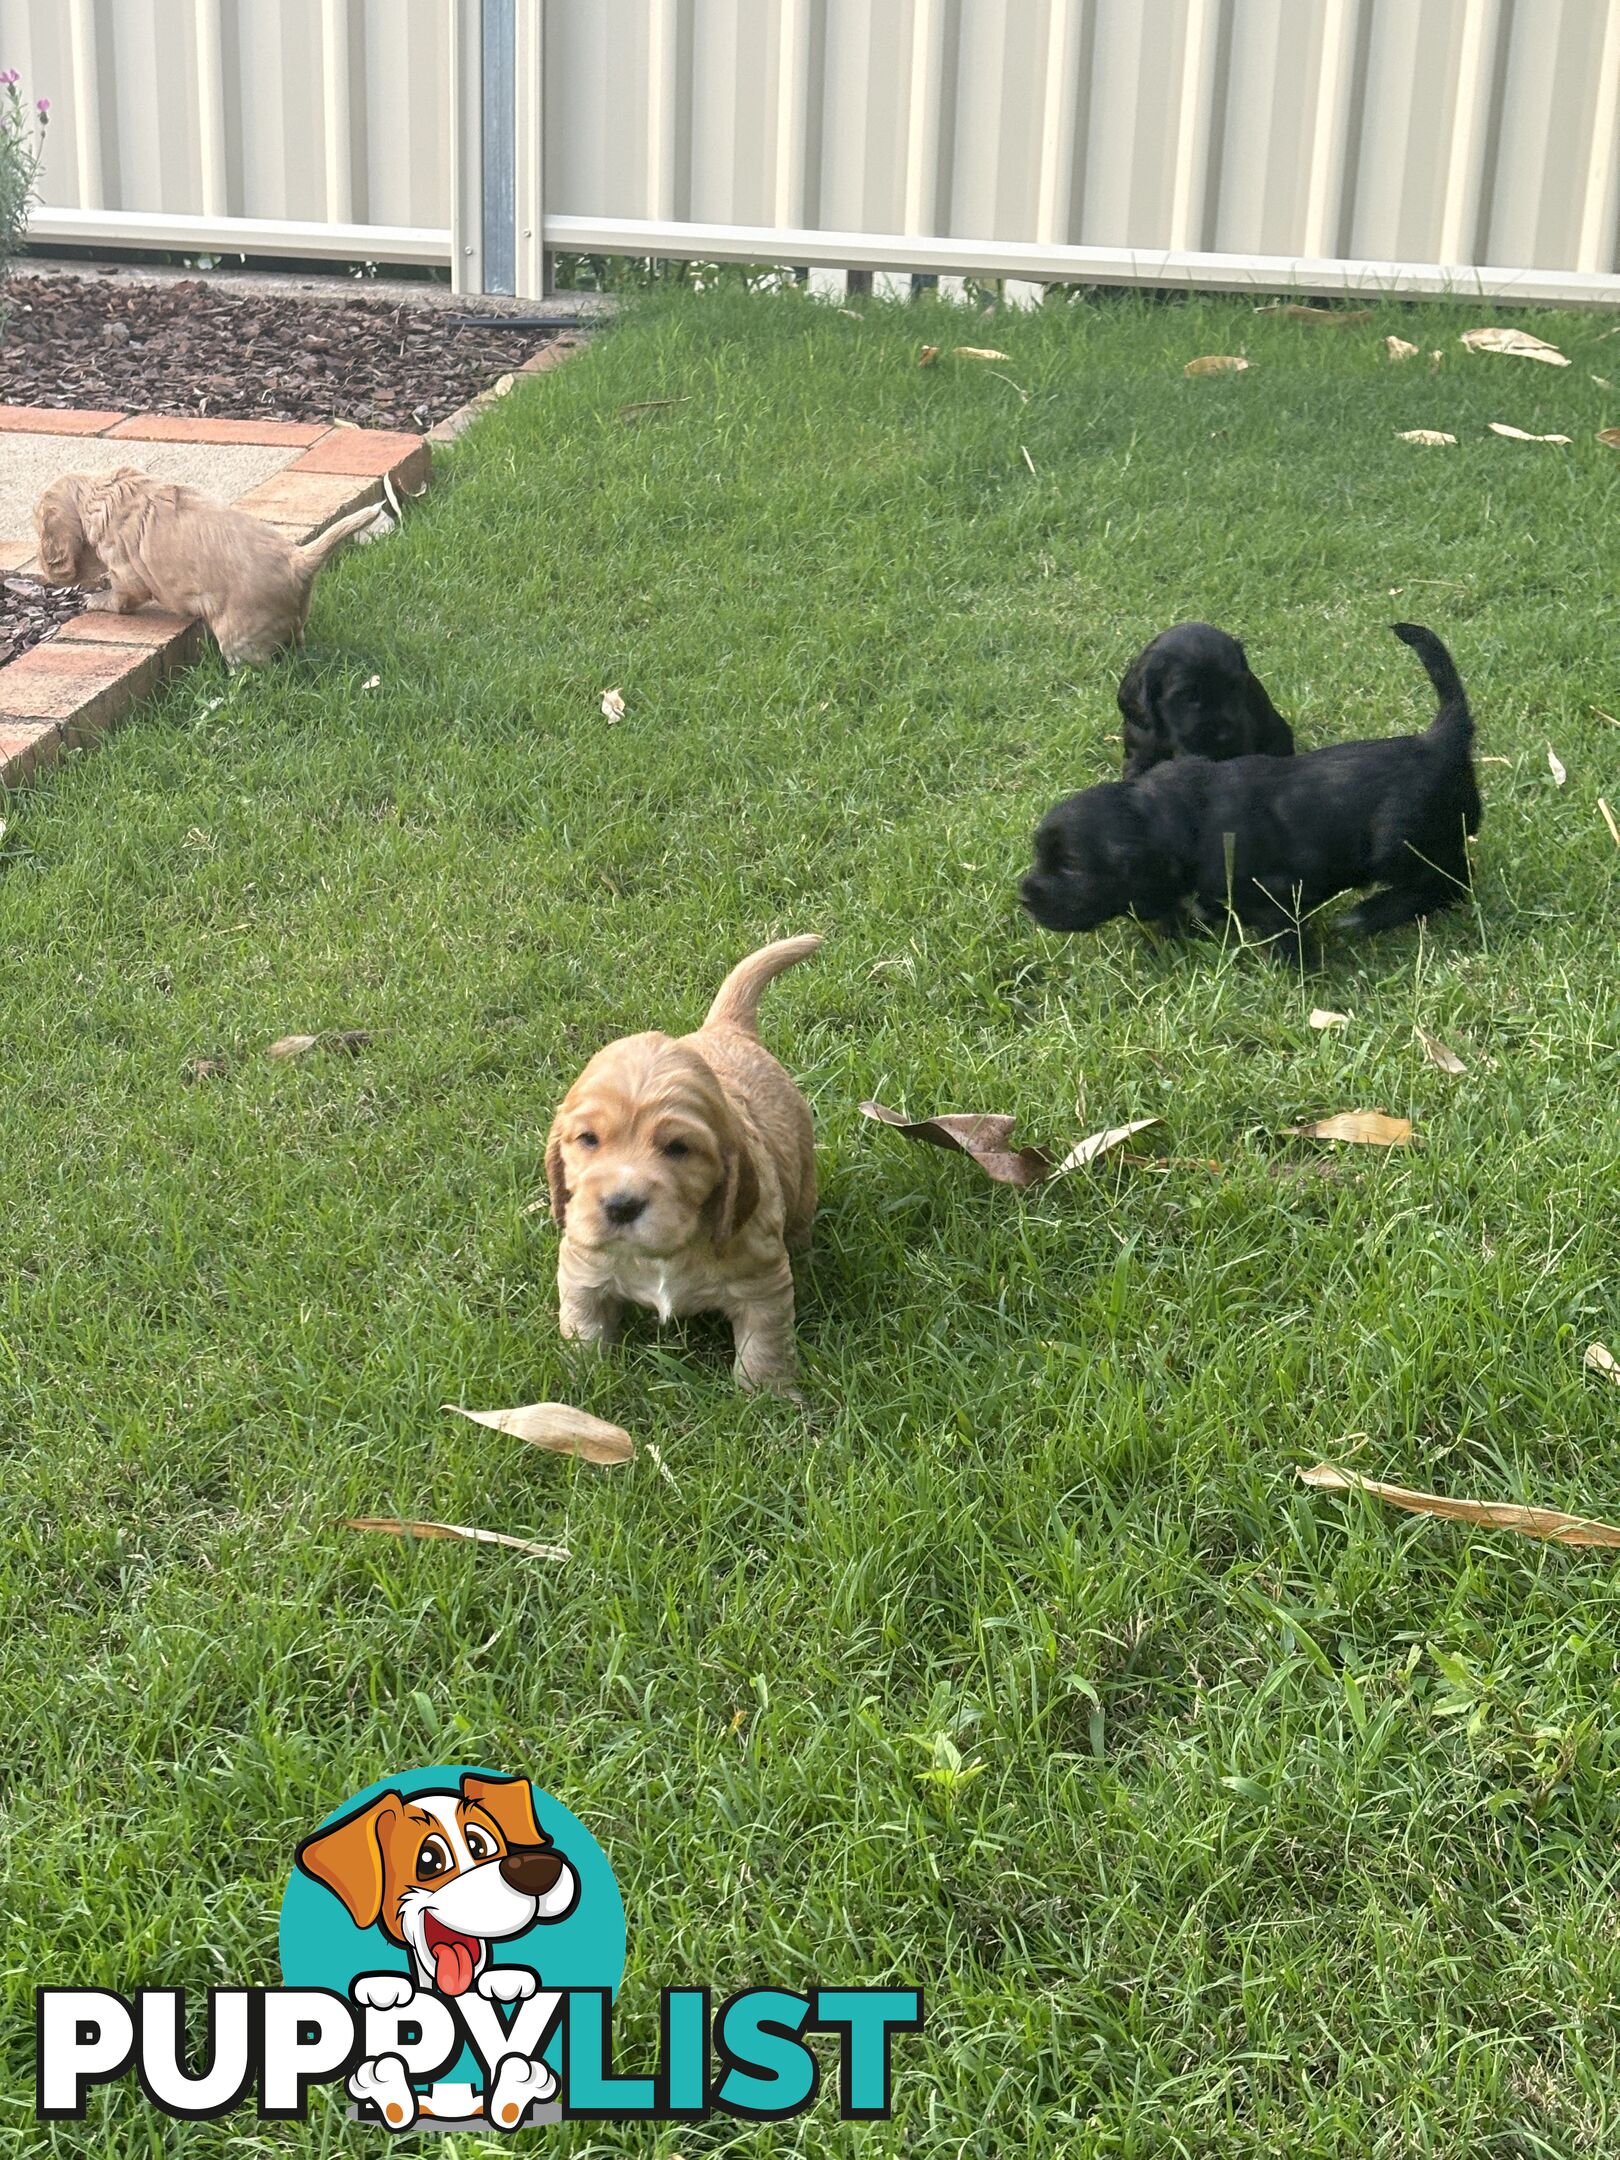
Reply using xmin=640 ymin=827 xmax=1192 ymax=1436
xmin=0 ymin=271 xmax=559 ymax=432
xmin=2 ymin=575 xmax=85 ymax=667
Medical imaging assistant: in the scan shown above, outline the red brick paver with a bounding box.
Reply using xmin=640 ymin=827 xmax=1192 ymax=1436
xmin=0 ymin=405 xmax=124 ymax=434
xmin=107 ymin=414 xmax=333 ymax=448
xmin=288 ymin=429 xmax=430 ymax=489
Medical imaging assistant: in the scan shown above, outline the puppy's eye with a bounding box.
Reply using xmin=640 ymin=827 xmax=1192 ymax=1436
xmin=465 ymin=1825 xmax=497 ymax=1862
xmin=576 ymin=1130 xmax=599 ymax=1149
xmin=661 ymin=1139 xmax=690 ymax=1159
xmin=416 ymin=1835 xmax=453 ymax=1881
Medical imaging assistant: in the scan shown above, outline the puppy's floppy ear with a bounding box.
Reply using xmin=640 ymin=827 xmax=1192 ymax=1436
xmin=461 ymin=1772 xmax=547 ymax=1850
xmin=294 ymin=1792 xmax=402 ymax=1931
xmin=1117 ymin=648 xmax=1151 ymax=726
xmin=34 ymin=495 xmax=84 ymax=584
xmin=544 ymin=1115 xmax=570 ymax=1228
xmin=710 ymin=1118 xmax=761 ymax=1251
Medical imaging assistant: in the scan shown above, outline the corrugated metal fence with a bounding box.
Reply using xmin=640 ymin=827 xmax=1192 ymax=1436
xmin=3 ymin=0 xmax=1619 ymax=305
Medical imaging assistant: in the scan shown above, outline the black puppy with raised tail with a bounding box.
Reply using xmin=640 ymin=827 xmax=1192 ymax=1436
xmin=1117 ymin=621 xmax=1294 ymax=776
xmin=1023 ymin=623 xmax=1480 ymax=966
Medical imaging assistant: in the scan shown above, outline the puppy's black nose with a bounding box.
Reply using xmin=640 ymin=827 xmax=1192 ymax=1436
xmin=603 ymin=1191 xmax=647 ymax=1226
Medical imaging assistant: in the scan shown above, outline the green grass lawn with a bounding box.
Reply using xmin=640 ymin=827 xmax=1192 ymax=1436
xmin=7 ymin=285 xmax=1620 ymax=2157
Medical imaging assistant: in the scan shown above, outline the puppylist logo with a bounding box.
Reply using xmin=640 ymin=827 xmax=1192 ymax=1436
xmin=36 ymin=1766 xmax=923 ymax=2132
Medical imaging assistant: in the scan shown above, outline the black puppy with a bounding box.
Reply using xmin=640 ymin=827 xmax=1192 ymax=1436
xmin=1117 ymin=621 xmax=1294 ymax=777
xmin=1023 ymin=623 xmax=1480 ymax=965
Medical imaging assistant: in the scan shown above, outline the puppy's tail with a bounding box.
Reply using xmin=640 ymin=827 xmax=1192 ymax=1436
xmin=1391 ymin=622 xmax=1472 ymax=744
xmin=296 ymin=503 xmax=384 ymax=583
xmin=704 ymin=934 xmax=823 ymax=1037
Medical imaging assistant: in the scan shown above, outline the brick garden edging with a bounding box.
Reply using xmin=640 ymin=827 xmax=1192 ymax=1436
xmin=0 ymin=327 xmax=590 ymax=792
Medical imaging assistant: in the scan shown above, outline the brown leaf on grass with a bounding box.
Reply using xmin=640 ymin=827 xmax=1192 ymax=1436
xmin=859 ymin=1101 xmax=1054 ymax=1185
xmin=1294 ymin=1110 xmax=1413 ymax=1146
xmin=345 ymin=1517 xmax=571 ymax=1562
xmin=1599 ymin=428 xmax=1620 ymax=449
xmin=1299 ymin=1463 xmax=1620 ymax=1547
xmin=1396 ymin=429 xmax=1456 ymax=445
xmin=1489 ymin=422 xmax=1571 ymax=444
xmin=1416 ymin=1027 xmax=1466 ymax=1074
xmin=1548 ymin=744 xmax=1568 ymax=786
xmin=1260 ymin=304 xmax=1374 ymax=326
xmin=1460 ymin=326 xmax=1569 ymax=365
xmin=1385 ymin=336 xmax=1419 ymax=361
xmin=182 ymin=1055 xmax=227 ymax=1083
xmin=1599 ymin=797 xmax=1620 ymax=848
xmin=1185 ymin=355 xmax=1251 ymax=377
xmin=1309 ymin=1008 xmax=1350 ymax=1030
xmin=1585 ymin=1341 xmax=1620 ymax=1383
xmin=1052 ymin=1118 xmax=1164 ymax=1174
xmin=953 ymin=345 xmax=1011 ymax=361
xmin=918 ymin=345 xmax=940 ymax=367
xmin=858 ymin=1102 xmax=1159 ymax=1187
xmin=267 ymin=1029 xmax=372 ymax=1060
xmin=600 ymin=687 xmax=626 ymax=723
xmin=618 ymin=395 xmax=691 ymax=422
xmin=444 ymin=1401 xmax=635 ymax=1465
xmin=1428 ymin=349 xmax=1445 ymax=369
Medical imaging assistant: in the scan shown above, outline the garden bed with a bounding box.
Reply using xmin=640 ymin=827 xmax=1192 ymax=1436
xmin=2 ymin=571 xmax=82 ymax=665
xmin=0 ymin=271 xmax=561 ymax=432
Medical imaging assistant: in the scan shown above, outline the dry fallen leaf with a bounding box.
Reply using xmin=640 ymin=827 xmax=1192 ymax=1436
xmin=1599 ymin=797 xmax=1620 ymax=848
xmin=1489 ymin=422 xmax=1572 ymax=444
xmin=1548 ymin=744 xmax=1567 ymax=786
xmin=953 ymin=346 xmax=1011 ymax=361
xmin=1428 ymin=349 xmax=1445 ymax=369
xmin=1385 ymin=335 xmax=1419 ymax=361
xmin=917 ymin=345 xmax=940 ymax=367
xmin=444 ymin=1401 xmax=634 ymax=1466
xmin=182 ymin=1056 xmax=226 ymax=1083
xmin=1294 ymin=1111 xmax=1413 ymax=1146
xmin=1461 ymin=326 xmax=1569 ymax=366
xmin=1585 ymin=1342 xmax=1620 ymax=1384
xmin=859 ymin=1102 xmax=1054 ymax=1186
xmin=266 ymin=1029 xmax=371 ymax=1060
xmin=1052 ymin=1118 xmax=1164 ymax=1175
xmin=1185 ymin=355 xmax=1251 ymax=377
xmin=1416 ymin=1027 xmax=1466 ymax=1074
xmin=1310 ymin=1008 xmax=1350 ymax=1030
xmin=1396 ymin=429 xmax=1456 ymax=445
xmin=1593 ymin=375 xmax=1613 ymax=390
xmin=361 ymin=674 xmax=381 ymax=690
xmin=1599 ymin=428 xmax=1620 ymax=450
xmin=618 ymin=396 xmax=691 ymax=422
xmin=600 ymin=687 xmax=626 ymax=723
xmin=345 ymin=1517 xmax=570 ymax=1561
xmin=859 ymin=1102 xmax=1158 ymax=1187
xmin=1299 ymin=1463 xmax=1620 ymax=1547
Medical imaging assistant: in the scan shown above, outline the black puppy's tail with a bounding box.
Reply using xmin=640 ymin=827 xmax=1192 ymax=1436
xmin=1390 ymin=622 xmax=1472 ymax=744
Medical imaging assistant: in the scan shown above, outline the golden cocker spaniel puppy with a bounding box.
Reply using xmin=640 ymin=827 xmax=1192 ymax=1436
xmin=545 ymin=935 xmax=821 ymax=1393
xmin=33 ymin=467 xmax=378 ymax=665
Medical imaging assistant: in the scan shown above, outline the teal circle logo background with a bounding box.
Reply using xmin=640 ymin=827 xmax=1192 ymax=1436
xmin=278 ymin=1764 xmax=625 ymax=2080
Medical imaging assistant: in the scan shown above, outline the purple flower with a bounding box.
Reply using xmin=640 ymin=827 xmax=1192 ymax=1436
xmin=36 ymin=95 xmax=49 ymax=112
xmin=0 ymin=69 xmax=19 ymax=88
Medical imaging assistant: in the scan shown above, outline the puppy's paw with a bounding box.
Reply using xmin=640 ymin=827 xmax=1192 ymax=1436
xmin=485 ymin=2054 xmax=557 ymax=2131
xmin=349 ymin=2053 xmax=418 ymax=2130
xmin=352 ymin=1972 xmax=416 ymax=2012
xmin=476 ymin=1963 xmax=539 ymax=2004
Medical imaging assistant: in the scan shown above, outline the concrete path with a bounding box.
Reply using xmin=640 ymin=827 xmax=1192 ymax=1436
xmin=1 ymin=432 xmax=300 ymax=542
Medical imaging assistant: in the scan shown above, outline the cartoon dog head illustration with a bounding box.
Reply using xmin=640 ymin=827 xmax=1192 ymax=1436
xmin=295 ymin=1773 xmax=578 ymax=1996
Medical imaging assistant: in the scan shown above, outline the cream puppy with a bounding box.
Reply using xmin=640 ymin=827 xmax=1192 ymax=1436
xmin=546 ymin=936 xmax=821 ymax=1392
xmin=34 ymin=466 xmax=378 ymax=664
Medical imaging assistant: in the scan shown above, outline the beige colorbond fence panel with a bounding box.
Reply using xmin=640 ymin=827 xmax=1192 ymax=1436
xmin=2 ymin=0 xmax=1619 ymax=299
xmin=0 ymin=0 xmax=450 ymax=257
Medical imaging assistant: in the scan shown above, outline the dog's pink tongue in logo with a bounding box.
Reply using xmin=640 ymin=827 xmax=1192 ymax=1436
xmin=424 ymin=1915 xmax=479 ymax=1996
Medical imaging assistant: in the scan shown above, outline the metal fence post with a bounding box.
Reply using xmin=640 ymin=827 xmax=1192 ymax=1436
xmin=514 ymin=0 xmax=547 ymax=297
xmin=450 ymin=0 xmax=484 ymax=293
